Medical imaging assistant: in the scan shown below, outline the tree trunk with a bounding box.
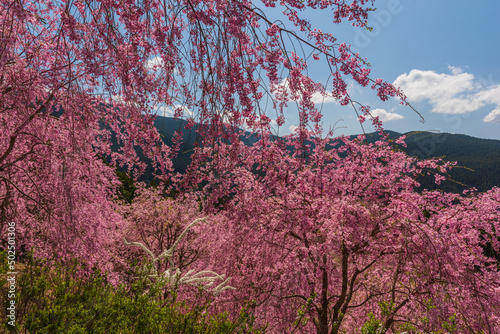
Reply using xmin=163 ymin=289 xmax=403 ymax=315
xmin=317 ymin=260 xmax=329 ymax=334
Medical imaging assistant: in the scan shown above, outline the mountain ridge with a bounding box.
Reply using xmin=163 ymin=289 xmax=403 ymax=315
xmin=150 ymin=116 xmax=500 ymax=192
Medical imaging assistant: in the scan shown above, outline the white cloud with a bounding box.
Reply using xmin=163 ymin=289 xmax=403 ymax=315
xmin=311 ymin=91 xmax=338 ymax=104
xmin=145 ymin=56 xmax=164 ymax=70
xmin=369 ymin=108 xmax=404 ymax=122
xmin=110 ymin=95 xmax=126 ymax=104
xmin=109 ymin=95 xmax=141 ymax=108
xmin=157 ymin=105 xmax=174 ymax=117
xmin=394 ymin=67 xmax=500 ymax=119
xmin=477 ymin=85 xmax=500 ymax=106
xmin=448 ymin=66 xmax=464 ymax=75
xmin=146 ymin=56 xmax=181 ymax=75
xmin=177 ymin=105 xmax=194 ymax=117
xmin=484 ymin=108 xmax=500 ymax=123
xmin=157 ymin=104 xmax=193 ymax=118
xmin=288 ymin=124 xmax=299 ymax=133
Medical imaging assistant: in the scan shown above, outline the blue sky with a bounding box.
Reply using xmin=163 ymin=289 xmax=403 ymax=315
xmin=261 ymin=0 xmax=500 ymax=139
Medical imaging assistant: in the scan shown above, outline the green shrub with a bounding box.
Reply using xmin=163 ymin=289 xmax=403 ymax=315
xmin=0 ymin=251 xmax=259 ymax=333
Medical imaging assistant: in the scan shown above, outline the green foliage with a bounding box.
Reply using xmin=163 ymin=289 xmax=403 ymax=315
xmin=397 ymin=322 xmax=417 ymax=333
xmin=293 ymin=292 xmax=316 ymax=329
xmin=116 ymin=169 xmax=137 ymax=203
xmin=0 ymin=251 xmax=259 ymax=333
xmin=361 ymin=308 xmax=458 ymax=334
xmin=441 ymin=313 xmax=457 ymax=333
xmin=361 ymin=313 xmax=384 ymax=334
xmin=378 ymin=301 xmax=395 ymax=318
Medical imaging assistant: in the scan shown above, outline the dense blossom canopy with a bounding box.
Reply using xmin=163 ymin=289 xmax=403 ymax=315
xmin=1 ymin=0 xmax=499 ymax=332
xmin=0 ymin=0 xmax=397 ymax=263
xmin=199 ymin=134 xmax=500 ymax=332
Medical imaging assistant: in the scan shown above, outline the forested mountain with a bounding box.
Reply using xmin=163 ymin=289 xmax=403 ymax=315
xmin=151 ymin=116 xmax=260 ymax=174
xmin=150 ymin=116 xmax=500 ymax=192
xmin=362 ymin=130 xmax=500 ymax=192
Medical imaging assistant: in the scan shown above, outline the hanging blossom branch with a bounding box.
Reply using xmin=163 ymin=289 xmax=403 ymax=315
xmin=124 ymin=217 xmax=235 ymax=296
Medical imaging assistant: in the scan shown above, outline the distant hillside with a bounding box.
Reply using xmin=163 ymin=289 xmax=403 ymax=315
xmin=360 ymin=130 xmax=500 ymax=192
xmin=152 ymin=116 xmax=259 ymax=174
xmin=149 ymin=116 xmax=500 ymax=192
xmin=153 ymin=117 xmax=198 ymax=173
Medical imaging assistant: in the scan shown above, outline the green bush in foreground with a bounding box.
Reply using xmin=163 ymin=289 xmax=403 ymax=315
xmin=0 ymin=251 xmax=260 ymax=333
